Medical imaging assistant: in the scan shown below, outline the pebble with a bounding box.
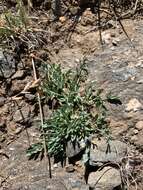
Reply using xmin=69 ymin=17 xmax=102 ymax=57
xmin=0 ymin=97 xmax=6 ymax=107
xmin=135 ymin=121 xmax=143 ymax=130
xmin=65 ymin=164 xmax=75 ymax=173
xmin=131 ymin=135 xmax=138 ymax=142
xmin=137 ymin=79 xmax=143 ymax=84
xmin=133 ymin=129 xmax=138 ymax=134
xmin=12 ymin=70 xmax=25 ymax=80
xmin=125 ymin=98 xmax=143 ymax=112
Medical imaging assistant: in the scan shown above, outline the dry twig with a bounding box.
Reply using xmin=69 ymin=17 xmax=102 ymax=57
xmin=31 ymin=57 xmax=52 ymax=178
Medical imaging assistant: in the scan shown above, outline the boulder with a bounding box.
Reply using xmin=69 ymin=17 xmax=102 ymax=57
xmin=66 ymin=140 xmax=86 ymax=159
xmin=89 ymin=138 xmax=127 ymax=167
xmin=88 ymin=166 xmax=121 ymax=190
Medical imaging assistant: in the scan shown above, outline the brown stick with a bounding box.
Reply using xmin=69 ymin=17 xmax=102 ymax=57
xmin=31 ymin=58 xmax=52 ymax=178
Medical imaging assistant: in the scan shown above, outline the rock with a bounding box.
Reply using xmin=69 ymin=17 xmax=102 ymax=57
xmin=59 ymin=16 xmax=66 ymax=23
xmin=0 ymin=96 xmax=6 ymax=107
xmin=131 ymin=135 xmax=138 ymax=142
xmin=125 ymin=98 xmax=143 ymax=112
xmin=25 ymin=94 xmax=35 ymax=102
xmin=109 ymin=119 xmax=128 ymax=136
xmin=13 ymin=105 xmax=31 ymax=123
xmin=65 ymin=164 xmax=75 ymax=173
xmin=66 ymin=140 xmax=85 ymax=159
xmin=135 ymin=121 xmax=143 ymax=130
xmin=11 ymin=70 xmax=25 ymax=80
xmin=137 ymin=78 xmax=143 ymax=84
xmin=88 ymin=167 xmax=121 ymax=190
xmin=112 ymin=38 xmax=120 ymax=46
xmin=75 ymin=161 xmax=85 ymax=176
xmin=11 ymin=76 xmax=32 ymax=95
xmin=0 ymin=131 xmax=6 ymax=142
xmin=80 ymin=8 xmax=96 ymax=26
xmin=133 ymin=129 xmax=138 ymax=134
xmin=67 ymin=179 xmax=89 ymax=190
xmin=112 ymin=67 xmax=137 ymax=82
xmin=131 ymin=130 xmax=143 ymax=148
xmin=102 ymin=32 xmax=112 ymax=45
xmin=0 ymin=50 xmax=16 ymax=79
xmin=89 ymin=138 xmax=127 ymax=167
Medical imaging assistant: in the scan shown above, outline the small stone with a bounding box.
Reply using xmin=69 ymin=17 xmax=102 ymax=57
xmin=0 ymin=97 xmax=6 ymax=107
xmin=0 ymin=132 xmax=6 ymax=142
xmin=15 ymin=127 xmax=23 ymax=134
xmin=109 ymin=119 xmax=128 ymax=136
xmin=102 ymin=32 xmax=112 ymax=44
xmin=133 ymin=129 xmax=138 ymax=134
xmin=59 ymin=16 xmax=66 ymax=23
xmin=136 ymin=60 xmax=143 ymax=68
xmin=125 ymin=98 xmax=143 ymax=112
xmin=75 ymin=161 xmax=85 ymax=176
xmin=134 ymin=130 xmax=143 ymax=147
xmin=65 ymin=164 xmax=75 ymax=173
xmin=112 ymin=38 xmax=120 ymax=46
xmin=25 ymin=94 xmax=35 ymax=101
xmin=11 ymin=76 xmax=32 ymax=95
xmin=69 ymin=6 xmax=80 ymax=15
xmin=135 ymin=121 xmax=143 ymax=130
xmin=131 ymin=135 xmax=138 ymax=142
xmin=13 ymin=105 xmax=30 ymax=123
xmin=88 ymin=167 xmax=121 ymax=190
xmin=137 ymin=79 xmax=143 ymax=84
xmin=53 ymin=163 xmax=58 ymax=169
xmin=11 ymin=70 xmax=25 ymax=80
xmin=0 ymin=51 xmax=16 ymax=79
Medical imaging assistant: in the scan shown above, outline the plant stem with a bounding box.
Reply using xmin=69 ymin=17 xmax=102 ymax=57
xmin=32 ymin=58 xmax=52 ymax=178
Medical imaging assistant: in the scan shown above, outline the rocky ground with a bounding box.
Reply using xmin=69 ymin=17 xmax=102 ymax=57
xmin=0 ymin=3 xmax=143 ymax=190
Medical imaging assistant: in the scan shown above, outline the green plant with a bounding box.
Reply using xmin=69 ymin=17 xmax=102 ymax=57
xmin=0 ymin=0 xmax=28 ymax=41
xmin=27 ymin=59 xmax=121 ymax=161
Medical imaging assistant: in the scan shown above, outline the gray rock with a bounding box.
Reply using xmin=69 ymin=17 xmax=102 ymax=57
xmin=66 ymin=140 xmax=85 ymax=158
xmin=0 ymin=96 xmax=6 ymax=107
xmin=67 ymin=178 xmax=89 ymax=190
xmin=89 ymin=138 xmax=127 ymax=167
xmin=112 ymin=67 xmax=137 ymax=82
xmin=88 ymin=166 xmax=121 ymax=190
xmin=0 ymin=50 xmax=16 ymax=79
xmin=11 ymin=70 xmax=25 ymax=80
xmin=25 ymin=94 xmax=35 ymax=101
xmin=13 ymin=105 xmax=31 ymax=123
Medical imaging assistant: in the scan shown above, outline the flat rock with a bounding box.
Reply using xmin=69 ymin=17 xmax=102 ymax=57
xmin=109 ymin=119 xmax=128 ymax=136
xmin=89 ymin=138 xmax=127 ymax=166
xmin=0 ymin=96 xmax=6 ymax=107
xmin=125 ymin=98 xmax=143 ymax=112
xmin=88 ymin=166 xmax=121 ymax=190
xmin=0 ymin=50 xmax=16 ymax=79
xmin=11 ymin=70 xmax=25 ymax=80
xmin=135 ymin=121 xmax=143 ymax=130
xmin=13 ymin=105 xmax=31 ymax=123
xmin=66 ymin=140 xmax=85 ymax=159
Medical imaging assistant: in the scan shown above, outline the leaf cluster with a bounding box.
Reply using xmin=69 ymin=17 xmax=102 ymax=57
xmin=27 ymin=59 xmax=121 ymax=160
